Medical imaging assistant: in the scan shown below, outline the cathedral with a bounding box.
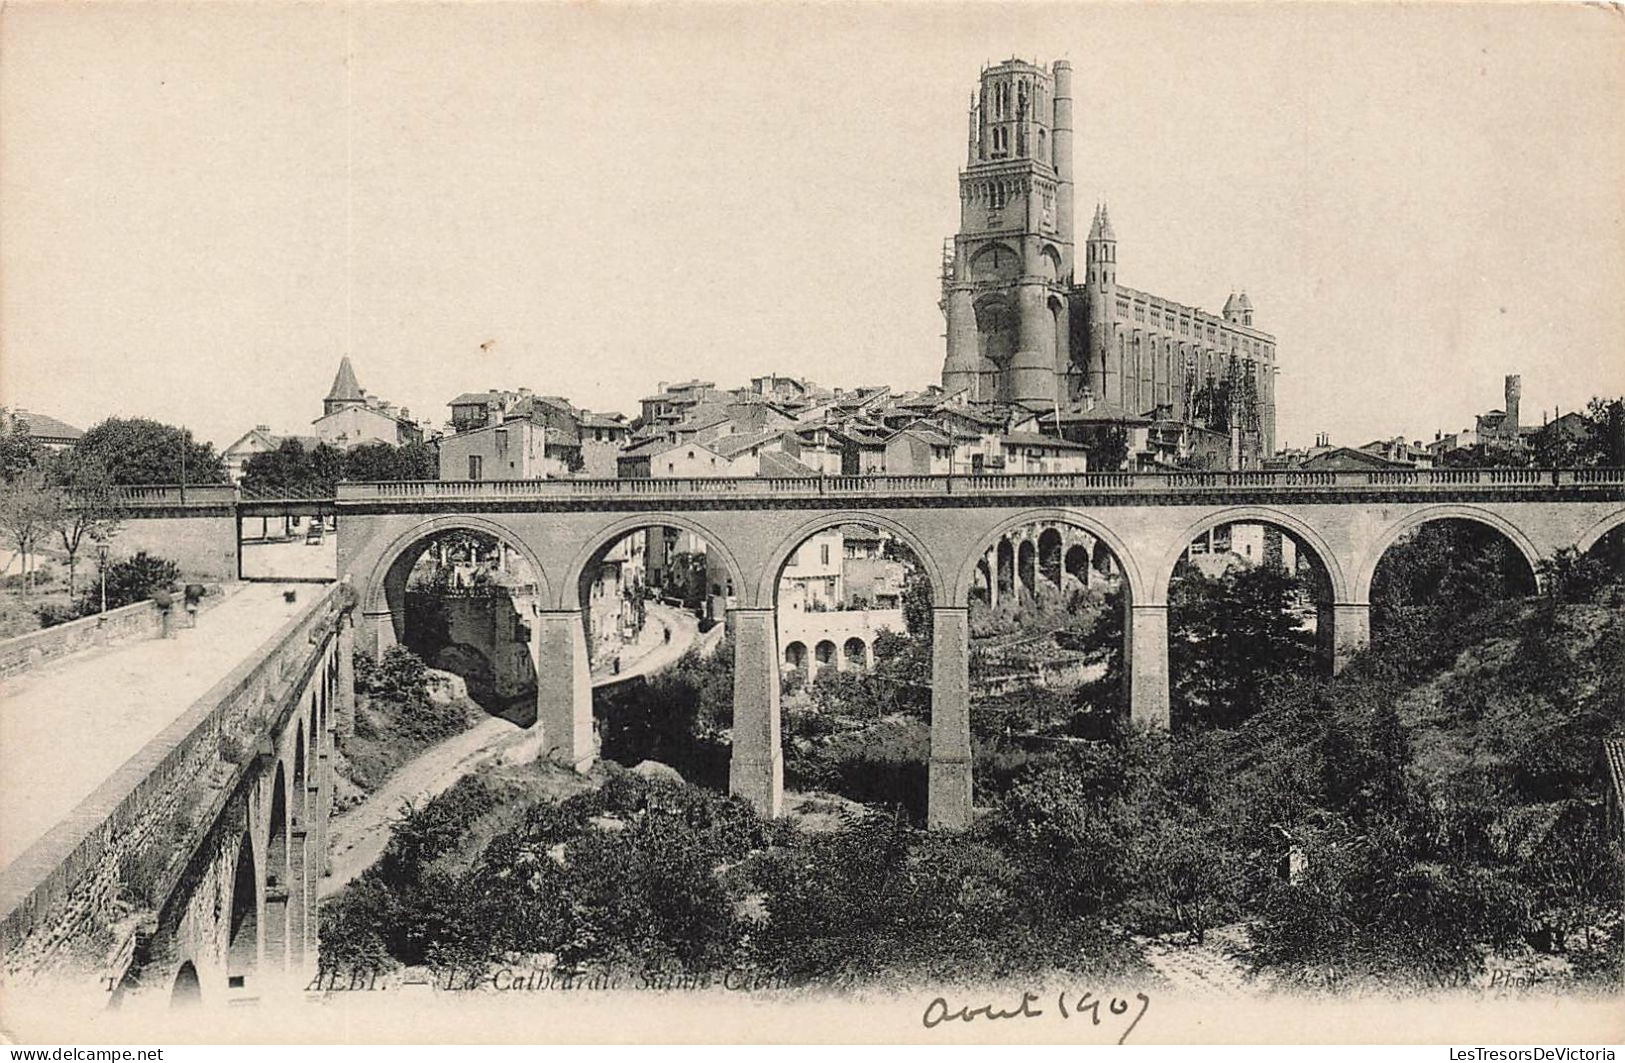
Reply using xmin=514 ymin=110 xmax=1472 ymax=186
xmin=939 ymin=59 xmax=1278 ymax=462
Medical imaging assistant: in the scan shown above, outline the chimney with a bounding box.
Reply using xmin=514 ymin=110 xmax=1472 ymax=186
xmin=1504 ymin=374 xmax=1521 ymax=435
xmin=256 ymin=424 xmax=270 ymax=433
xmin=518 ymin=387 xmax=532 ymax=397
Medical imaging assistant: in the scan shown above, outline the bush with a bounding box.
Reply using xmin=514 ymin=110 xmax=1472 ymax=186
xmin=353 ymin=646 xmax=464 ymax=745
xmin=741 ymin=810 xmax=1140 ymax=985
xmin=34 ymin=600 xmax=87 ymax=628
xmin=217 ymin=733 xmax=246 ymax=764
xmin=82 ymin=552 xmax=179 ymax=613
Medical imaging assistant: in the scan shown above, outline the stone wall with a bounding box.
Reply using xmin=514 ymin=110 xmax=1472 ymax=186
xmin=109 ymin=515 xmax=238 ymax=582
xmin=0 ymin=601 xmax=159 ymax=680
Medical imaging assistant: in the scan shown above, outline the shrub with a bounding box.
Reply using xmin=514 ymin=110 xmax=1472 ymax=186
xmin=34 ymin=600 xmax=87 ymax=628
xmin=353 ymin=646 xmax=464 ymax=745
xmin=118 ymin=847 xmax=170 ymax=908
xmin=217 ymin=733 xmax=246 ymax=764
xmin=81 ymin=552 xmax=179 ymax=613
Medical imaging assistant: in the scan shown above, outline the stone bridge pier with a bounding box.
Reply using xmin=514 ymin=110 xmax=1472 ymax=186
xmin=334 ymin=478 xmax=1625 ymax=831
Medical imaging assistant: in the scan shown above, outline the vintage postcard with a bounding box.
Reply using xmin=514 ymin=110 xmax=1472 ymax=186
xmin=0 ymin=0 xmax=1621 ymax=1048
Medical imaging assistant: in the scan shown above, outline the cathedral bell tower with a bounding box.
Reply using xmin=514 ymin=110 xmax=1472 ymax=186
xmin=941 ymin=59 xmax=1076 ymax=405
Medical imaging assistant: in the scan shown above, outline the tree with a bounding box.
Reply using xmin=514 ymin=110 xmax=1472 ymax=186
xmin=45 ymin=455 xmax=121 ymax=597
xmin=1584 ymin=396 xmax=1625 ymax=466
xmin=901 ymin=568 xmax=933 ymax=641
xmin=1168 ymin=564 xmax=1317 ymax=728
xmin=241 ymin=439 xmax=344 ymax=495
xmin=76 ymin=418 xmax=227 ymax=486
xmin=342 ymin=441 xmax=438 ymax=482
xmin=0 ymin=411 xmax=43 ymax=482
xmin=0 ymin=466 xmax=54 ymax=594
xmin=1082 ymin=426 xmax=1130 ymax=471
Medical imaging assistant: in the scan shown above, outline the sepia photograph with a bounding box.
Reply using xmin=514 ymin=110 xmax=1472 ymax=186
xmin=0 ymin=0 xmax=1621 ymax=1049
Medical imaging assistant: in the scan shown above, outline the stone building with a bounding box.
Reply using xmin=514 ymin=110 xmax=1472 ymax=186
xmin=939 ymin=59 xmax=1278 ymax=465
xmin=312 ymin=357 xmax=422 ymax=448
xmin=435 ymin=417 xmax=576 ymax=481
xmin=1474 ymin=374 xmax=1524 ymax=445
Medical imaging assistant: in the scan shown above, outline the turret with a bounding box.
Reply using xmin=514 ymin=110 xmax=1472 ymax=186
xmin=1052 ymin=60 xmax=1074 ymax=252
xmin=324 ymin=356 xmax=365 ymax=416
xmin=1086 ymin=204 xmax=1116 ymax=289
xmin=1504 ymin=374 xmax=1521 ymax=436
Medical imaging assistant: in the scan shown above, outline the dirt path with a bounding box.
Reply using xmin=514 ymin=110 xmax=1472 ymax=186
xmin=1136 ymin=924 xmax=1262 ymax=996
xmin=320 ymin=602 xmax=704 ymax=897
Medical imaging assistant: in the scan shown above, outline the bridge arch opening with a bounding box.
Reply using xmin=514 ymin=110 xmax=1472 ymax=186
xmin=378 ymin=526 xmax=543 ymax=723
xmin=264 ymin=763 xmax=290 ymax=970
xmin=1575 ymin=519 xmax=1625 ymax=589
xmin=225 ymin=833 xmax=257 ymax=991
xmin=784 ymin=640 xmax=809 ymax=685
xmin=293 ymin=720 xmax=306 ymax=826
xmin=1368 ymin=516 xmax=1541 ymax=656
xmin=960 ymin=513 xmax=1137 ymax=771
xmin=169 ymin=961 xmax=202 ymax=1009
xmin=771 ymin=518 xmax=937 ymax=821
xmin=1165 ymin=515 xmax=1334 ymax=729
xmin=576 ymin=518 xmax=742 ymax=791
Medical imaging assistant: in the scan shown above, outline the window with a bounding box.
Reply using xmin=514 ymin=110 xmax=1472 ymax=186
xmin=820 ymin=544 xmax=831 ymax=566
xmin=467 ymin=455 xmax=482 ymax=481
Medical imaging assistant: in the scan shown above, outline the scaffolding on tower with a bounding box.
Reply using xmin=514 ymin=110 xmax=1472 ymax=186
xmin=1232 ymin=358 xmax=1262 ymax=434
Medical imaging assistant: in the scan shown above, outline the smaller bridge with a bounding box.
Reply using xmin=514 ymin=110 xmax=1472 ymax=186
xmin=0 ymin=581 xmax=355 ymax=1012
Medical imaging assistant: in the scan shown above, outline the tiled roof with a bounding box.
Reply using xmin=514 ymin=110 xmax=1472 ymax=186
xmin=326 ymin=357 xmax=364 ymax=403
xmin=1056 ymin=401 xmax=1152 ymax=427
xmin=757 ymin=450 xmax=818 ymax=478
xmin=10 ymin=410 xmax=84 ymax=441
xmin=618 ymin=437 xmax=677 ymax=458
xmin=449 ymin=391 xmax=506 ymax=407
xmin=1000 ymin=431 xmax=1089 ymax=450
xmin=711 ymin=429 xmax=779 ymax=458
xmin=679 ymin=410 xmax=734 ymax=434
xmin=893 ymin=424 xmax=953 ymax=448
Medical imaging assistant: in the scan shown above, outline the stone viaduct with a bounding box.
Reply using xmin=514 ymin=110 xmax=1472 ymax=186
xmin=3 ymin=468 xmax=1621 ymax=1011
xmin=0 ymin=580 xmax=354 ymax=1012
xmin=334 ymin=468 xmax=1625 ymax=830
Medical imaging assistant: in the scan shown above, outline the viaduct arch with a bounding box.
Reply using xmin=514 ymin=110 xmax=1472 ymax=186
xmin=1352 ymin=503 xmax=1545 ymax=604
xmin=332 ymin=477 xmax=1625 ymax=832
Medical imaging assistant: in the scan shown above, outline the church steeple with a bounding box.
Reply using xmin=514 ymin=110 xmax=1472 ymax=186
xmin=324 ymin=356 xmax=365 ymax=416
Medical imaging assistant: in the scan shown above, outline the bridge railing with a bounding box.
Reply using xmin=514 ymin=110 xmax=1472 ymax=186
xmin=334 ymin=467 xmax=1625 ymax=501
xmin=106 ymin=485 xmax=239 ymax=507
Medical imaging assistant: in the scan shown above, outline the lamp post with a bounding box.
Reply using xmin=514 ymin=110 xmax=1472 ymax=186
xmin=97 ymin=542 xmax=109 ymax=614
xmin=179 ymin=431 xmax=188 ymax=505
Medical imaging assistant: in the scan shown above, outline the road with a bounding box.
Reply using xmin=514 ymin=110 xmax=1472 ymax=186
xmin=320 ymin=602 xmax=708 ymax=897
xmin=0 ymin=583 xmax=313 ymax=872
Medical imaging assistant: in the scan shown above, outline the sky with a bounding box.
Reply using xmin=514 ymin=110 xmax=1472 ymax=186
xmin=2 ymin=2 xmax=1622 ymax=452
